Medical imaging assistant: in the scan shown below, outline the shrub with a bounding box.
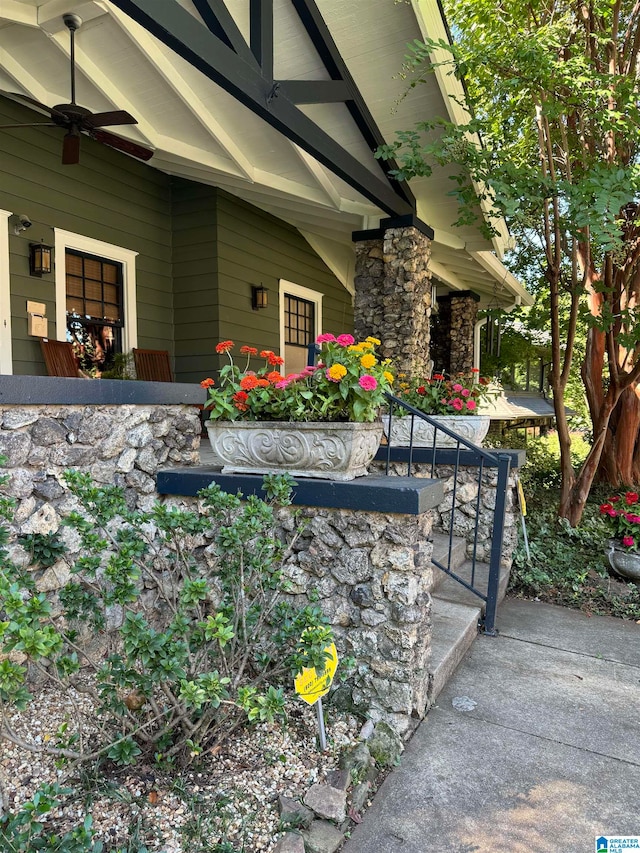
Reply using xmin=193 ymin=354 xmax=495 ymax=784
xmin=0 ymin=469 xmax=332 ymax=766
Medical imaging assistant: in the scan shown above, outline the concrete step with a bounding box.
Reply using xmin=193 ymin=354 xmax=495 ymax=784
xmin=429 ymin=533 xmax=467 ymax=593
xmin=433 ymin=558 xmax=510 ymax=612
xmin=428 ymin=597 xmax=481 ymax=703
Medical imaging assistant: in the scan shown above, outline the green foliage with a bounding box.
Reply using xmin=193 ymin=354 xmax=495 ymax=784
xmin=511 ymin=442 xmax=640 ymax=619
xmin=0 ymin=784 xmax=103 ymax=852
xmin=18 ymin=532 xmax=67 ymax=567
xmin=0 ymin=469 xmax=332 ymax=766
xmin=380 ymin=0 xmax=640 ymax=515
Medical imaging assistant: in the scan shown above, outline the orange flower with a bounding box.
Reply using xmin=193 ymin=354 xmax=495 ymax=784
xmin=267 ymin=371 xmax=283 ymax=384
xmin=268 ymin=353 xmax=285 ymax=367
xmin=240 ymin=345 xmax=258 ymax=356
xmin=216 ymin=340 xmax=234 ymax=354
xmin=240 ymin=375 xmax=259 ymax=390
xmin=200 ymin=377 xmax=215 ymax=389
xmin=256 ymin=378 xmax=270 ymax=388
xmin=260 ymin=349 xmax=274 ymax=359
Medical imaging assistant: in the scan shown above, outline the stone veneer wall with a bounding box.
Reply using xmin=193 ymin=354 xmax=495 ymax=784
xmin=1 ymin=400 xmax=435 ymax=737
xmin=354 ymin=225 xmax=433 ymax=377
xmin=276 ymin=505 xmax=433 ymax=735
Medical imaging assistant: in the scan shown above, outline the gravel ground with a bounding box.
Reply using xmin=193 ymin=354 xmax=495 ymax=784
xmin=1 ymin=682 xmax=361 ymax=851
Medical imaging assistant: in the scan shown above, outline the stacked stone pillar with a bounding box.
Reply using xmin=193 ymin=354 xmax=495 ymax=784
xmin=430 ymin=290 xmax=480 ymax=375
xmin=353 ymin=216 xmax=433 ymax=377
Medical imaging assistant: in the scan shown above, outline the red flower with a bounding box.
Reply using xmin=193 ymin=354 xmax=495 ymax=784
xmin=260 ymin=349 xmax=274 ymax=359
xmin=433 ymin=373 xmax=444 ymax=380
xmin=625 ymin=491 xmax=639 ymax=505
xmin=216 ymin=340 xmax=234 ymax=354
xmin=233 ymin=391 xmax=249 ymax=411
xmin=268 ymin=353 xmax=285 ymax=367
xmin=471 ymin=367 xmax=480 ymax=373
xmin=623 ymin=535 xmax=635 ymax=548
xmin=200 ymin=378 xmax=215 ymax=389
xmin=267 ymin=371 xmax=283 ymax=384
xmin=417 ymin=385 xmax=427 ymax=395
xmin=240 ymin=345 xmax=258 ymax=356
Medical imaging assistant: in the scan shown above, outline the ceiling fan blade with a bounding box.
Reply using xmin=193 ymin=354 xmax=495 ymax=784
xmin=0 ymin=123 xmax=57 ymax=128
xmin=0 ymin=90 xmax=54 ymax=118
xmin=62 ymin=132 xmax=80 ymax=165
xmin=90 ymin=129 xmax=153 ymax=161
xmin=84 ymin=110 xmax=138 ymax=128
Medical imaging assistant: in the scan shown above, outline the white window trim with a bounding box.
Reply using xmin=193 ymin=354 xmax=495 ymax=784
xmin=54 ymin=229 xmax=139 ymax=351
xmin=279 ymin=279 xmax=323 ymax=358
xmin=0 ymin=210 xmax=12 ymax=374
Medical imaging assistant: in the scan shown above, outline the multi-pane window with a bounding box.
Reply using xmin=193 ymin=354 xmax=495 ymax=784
xmin=284 ymin=294 xmax=315 ymax=347
xmin=65 ymin=250 xmax=123 ymax=375
xmin=284 ymin=294 xmax=315 ymax=374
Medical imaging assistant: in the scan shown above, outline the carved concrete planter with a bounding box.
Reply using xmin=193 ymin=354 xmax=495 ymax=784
xmin=382 ymin=414 xmax=491 ymax=448
xmin=607 ymin=541 xmax=640 ymax=581
xmin=205 ymin=420 xmax=383 ymax=480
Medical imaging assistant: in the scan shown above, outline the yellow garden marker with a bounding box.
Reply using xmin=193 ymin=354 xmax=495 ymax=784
xmin=294 ymin=641 xmax=338 ymax=750
xmin=516 ymin=474 xmax=530 ymax=560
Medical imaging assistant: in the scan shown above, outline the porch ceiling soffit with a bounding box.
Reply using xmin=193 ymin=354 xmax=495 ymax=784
xmin=410 ymin=0 xmax=512 ymax=259
xmin=105 ymin=0 xmax=415 ymax=219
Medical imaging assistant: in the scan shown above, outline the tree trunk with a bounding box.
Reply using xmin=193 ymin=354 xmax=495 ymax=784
xmin=596 ymin=383 xmax=640 ymax=486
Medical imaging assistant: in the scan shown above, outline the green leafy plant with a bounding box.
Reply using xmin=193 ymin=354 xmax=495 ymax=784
xmin=201 ymin=333 xmax=395 ymax=422
xmin=599 ymin=492 xmax=640 ymax=551
xmin=0 ymin=469 xmax=332 ymax=766
xmin=18 ymin=532 xmax=67 ymax=568
xmin=0 ymin=784 xmax=102 ymax=852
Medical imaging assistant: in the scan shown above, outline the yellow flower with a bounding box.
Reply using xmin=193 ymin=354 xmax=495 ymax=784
xmin=327 ymin=363 xmax=347 ymax=381
xmin=383 ymin=371 xmax=394 ymax=384
xmin=360 ymin=353 xmax=377 ymax=369
xmin=348 ymin=344 xmax=365 ymax=353
xmin=366 ymin=336 xmax=381 ymax=346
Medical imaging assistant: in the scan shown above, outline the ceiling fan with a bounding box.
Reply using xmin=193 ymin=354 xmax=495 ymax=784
xmin=0 ymin=13 xmax=153 ymax=165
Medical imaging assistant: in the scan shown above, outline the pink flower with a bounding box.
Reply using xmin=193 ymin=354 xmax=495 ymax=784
xmin=359 ymin=375 xmax=377 ymax=391
xmin=451 ymin=397 xmax=464 ymax=411
xmin=316 ymin=333 xmax=336 ymax=343
xmin=453 ymin=383 xmax=463 ymax=392
xmin=466 ymin=399 xmax=477 ymax=411
xmin=461 ymin=388 xmax=471 ymax=397
xmin=623 ymin=535 xmax=635 ymax=548
xmin=336 ymin=333 xmax=355 ymax=347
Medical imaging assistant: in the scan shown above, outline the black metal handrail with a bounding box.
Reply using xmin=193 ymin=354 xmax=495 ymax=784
xmin=382 ymin=392 xmax=512 ymax=635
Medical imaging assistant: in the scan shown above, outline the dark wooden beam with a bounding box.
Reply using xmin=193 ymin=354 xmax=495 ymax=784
xmin=289 ymin=0 xmax=416 ymax=208
xmin=107 ymin=0 xmax=415 ymax=217
xmin=250 ymin=0 xmax=273 ymax=80
xmin=276 ymin=80 xmax=351 ymax=103
xmin=191 ymin=0 xmax=259 ymax=69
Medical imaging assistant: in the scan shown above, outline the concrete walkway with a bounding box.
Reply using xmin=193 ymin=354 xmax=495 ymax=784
xmin=343 ymin=599 xmax=640 ymax=853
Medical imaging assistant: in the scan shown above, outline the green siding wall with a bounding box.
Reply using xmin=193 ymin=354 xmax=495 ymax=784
xmin=171 ymin=179 xmax=219 ymax=383
xmin=170 ymin=188 xmax=353 ymax=383
xmin=1 ymin=97 xmax=353 ymax=382
xmin=0 ymin=97 xmax=173 ymax=375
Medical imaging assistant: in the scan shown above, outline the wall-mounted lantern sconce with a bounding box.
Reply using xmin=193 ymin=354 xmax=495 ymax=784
xmin=29 ymin=242 xmax=53 ymax=276
xmin=251 ymin=284 xmax=268 ymax=310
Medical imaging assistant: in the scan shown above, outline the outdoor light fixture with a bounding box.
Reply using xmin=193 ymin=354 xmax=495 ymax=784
xmin=29 ymin=242 xmax=53 ymax=277
xmin=251 ymin=284 xmax=268 ymax=310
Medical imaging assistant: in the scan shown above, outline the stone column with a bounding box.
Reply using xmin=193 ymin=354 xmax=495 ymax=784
xmin=430 ymin=295 xmax=452 ymax=374
xmin=353 ymin=216 xmax=433 ymax=377
xmin=449 ymin=291 xmax=480 ymax=374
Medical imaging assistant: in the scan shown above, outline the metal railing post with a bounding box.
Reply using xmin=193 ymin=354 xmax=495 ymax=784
xmin=483 ymin=453 xmax=511 ymax=636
